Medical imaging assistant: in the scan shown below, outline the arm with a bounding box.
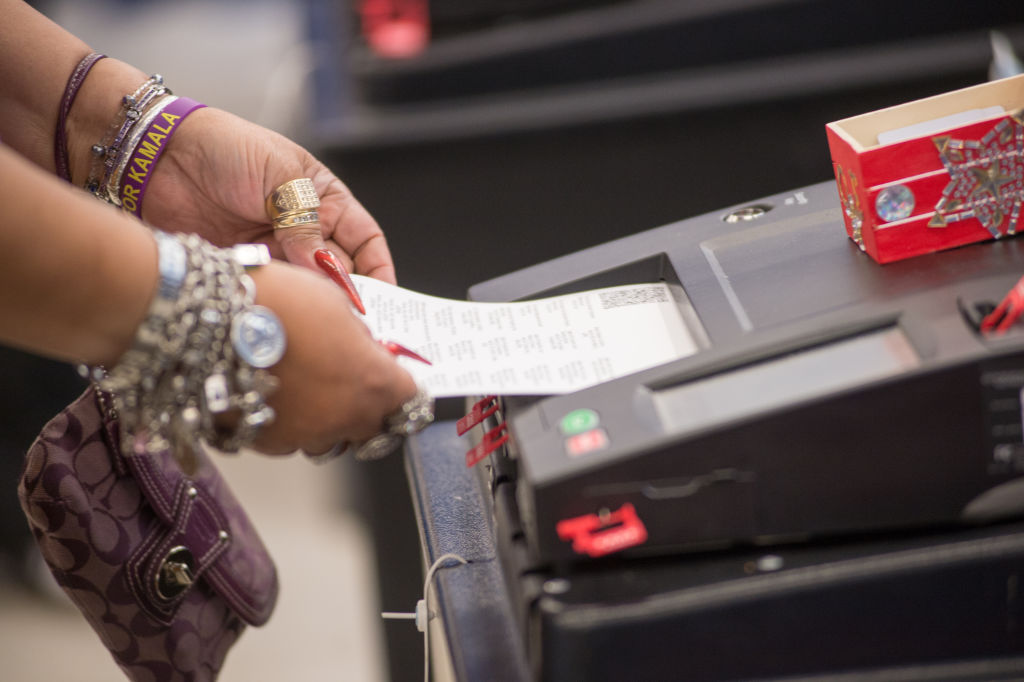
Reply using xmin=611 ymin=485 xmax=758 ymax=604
xmin=0 ymin=143 xmax=417 ymax=454
xmin=0 ymin=0 xmax=146 ymax=178
xmin=0 ymin=0 xmax=396 ymax=285
xmin=0 ymin=143 xmax=154 ymax=365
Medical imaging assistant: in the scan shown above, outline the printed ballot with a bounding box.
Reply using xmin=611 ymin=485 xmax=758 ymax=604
xmin=350 ymin=275 xmax=699 ymax=397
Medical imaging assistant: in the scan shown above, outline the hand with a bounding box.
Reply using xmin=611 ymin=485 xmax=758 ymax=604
xmin=247 ymin=260 xmax=417 ymax=455
xmin=142 ymin=107 xmax=397 ymax=284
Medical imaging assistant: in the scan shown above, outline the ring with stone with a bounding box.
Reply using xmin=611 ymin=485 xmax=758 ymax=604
xmin=265 ymin=178 xmax=321 ymax=229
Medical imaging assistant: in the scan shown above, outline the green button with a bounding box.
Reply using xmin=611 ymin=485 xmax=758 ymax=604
xmin=561 ymin=408 xmax=600 ymax=435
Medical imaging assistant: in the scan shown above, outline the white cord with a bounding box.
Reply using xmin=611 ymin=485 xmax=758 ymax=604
xmin=380 ymin=552 xmax=469 ymax=682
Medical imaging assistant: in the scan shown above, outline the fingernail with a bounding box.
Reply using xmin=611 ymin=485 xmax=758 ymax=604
xmin=380 ymin=340 xmax=432 ymax=365
xmin=314 ymin=249 xmax=367 ymax=315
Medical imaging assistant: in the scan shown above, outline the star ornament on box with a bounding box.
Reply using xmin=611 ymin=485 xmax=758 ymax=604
xmin=929 ymin=111 xmax=1024 ymax=238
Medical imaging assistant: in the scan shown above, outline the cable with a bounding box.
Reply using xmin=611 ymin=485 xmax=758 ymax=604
xmin=380 ymin=552 xmax=469 ymax=682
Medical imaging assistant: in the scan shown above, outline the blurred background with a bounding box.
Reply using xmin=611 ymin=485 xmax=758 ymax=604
xmin=1 ymin=0 xmax=1023 ymax=680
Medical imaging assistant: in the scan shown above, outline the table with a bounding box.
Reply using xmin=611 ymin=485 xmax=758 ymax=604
xmin=405 ymin=421 xmax=531 ymax=682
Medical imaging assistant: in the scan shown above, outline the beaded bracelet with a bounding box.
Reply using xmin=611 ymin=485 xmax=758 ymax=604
xmin=93 ymin=232 xmax=283 ymax=461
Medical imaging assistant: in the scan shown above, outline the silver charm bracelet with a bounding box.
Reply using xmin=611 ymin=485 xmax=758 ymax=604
xmin=89 ymin=231 xmax=283 ymax=461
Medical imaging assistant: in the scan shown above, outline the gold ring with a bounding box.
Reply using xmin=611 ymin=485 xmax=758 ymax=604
xmin=273 ymin=211 xmax=320 ymax=229
xmin=265 ymin=178 xmax=320 ymax=229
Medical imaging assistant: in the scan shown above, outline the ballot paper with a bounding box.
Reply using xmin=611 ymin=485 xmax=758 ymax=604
xmin=350 ymin=275 xmax=699 ymax=397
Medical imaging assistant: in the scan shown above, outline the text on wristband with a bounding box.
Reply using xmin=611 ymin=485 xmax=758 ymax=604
xmin=119 ymin=97 xmax=206 ymax=217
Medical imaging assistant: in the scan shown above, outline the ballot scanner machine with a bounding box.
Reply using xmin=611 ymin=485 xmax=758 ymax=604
xmin=442 ymin=180 xmax=1024 ymax=679
xmin=468 ymin=179 xmax=1024 ymax=564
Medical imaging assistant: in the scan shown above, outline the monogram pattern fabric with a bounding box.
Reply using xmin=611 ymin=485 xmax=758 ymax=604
xmin=18 ymin=387 xmax=278 ymax=681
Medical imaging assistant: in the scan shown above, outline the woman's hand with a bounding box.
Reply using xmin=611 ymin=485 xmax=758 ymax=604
xmin=248 ymin=259 xmax=416 ymax=455
xmin=142 ymin=107 xmax=397 ymax=284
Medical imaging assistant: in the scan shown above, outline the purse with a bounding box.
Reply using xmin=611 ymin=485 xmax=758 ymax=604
xmin=17 ymin=385 xmax=278 ymax=682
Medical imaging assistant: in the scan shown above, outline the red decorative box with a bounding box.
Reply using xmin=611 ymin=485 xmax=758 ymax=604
xmin=825 ymin=74 xmax=1024 ymax=264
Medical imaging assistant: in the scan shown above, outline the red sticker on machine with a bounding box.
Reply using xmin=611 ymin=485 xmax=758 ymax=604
xmin=555 ymin=503 xmax=648 ymax=558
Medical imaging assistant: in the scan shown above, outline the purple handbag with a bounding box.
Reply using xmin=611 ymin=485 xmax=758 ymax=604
xmin=18 ymin=386 xmax=278 ymax=681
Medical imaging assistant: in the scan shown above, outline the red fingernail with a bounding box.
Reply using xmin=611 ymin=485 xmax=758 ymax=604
xmin=314 ymin=249 xmax=366 ymax=315
xmin=380 ymin=340 xmax=432 ymax=365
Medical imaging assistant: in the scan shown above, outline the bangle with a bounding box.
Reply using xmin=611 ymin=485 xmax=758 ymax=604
xmin=93 ymin=232 xmax=283 ymax=461
xmin=84 ymin=75 xmax=169 ymax=201
xmin=117 ymin=97 xmax=206 ymax=218
xmin=106 ymin=94 xmax=172 ymax=206
xmin=54 ymin=51 xmax=106 ymax=183
xmin=98 ymin=80 xmax=168 ymax=199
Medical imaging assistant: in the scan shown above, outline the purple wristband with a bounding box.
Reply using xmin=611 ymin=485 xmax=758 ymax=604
xmin=55 ymin=51 xmax=106 ymax=182
xmin=119 ymin=96 xmax=206 ymax=217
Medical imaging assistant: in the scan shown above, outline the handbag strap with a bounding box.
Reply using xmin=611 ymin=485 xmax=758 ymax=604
xmin=93 ymin=386 xmax=129 ymax=477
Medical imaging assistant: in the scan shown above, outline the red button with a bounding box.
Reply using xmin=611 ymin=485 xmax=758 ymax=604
xmin=565 ymin=428 xmax=609 ymax=457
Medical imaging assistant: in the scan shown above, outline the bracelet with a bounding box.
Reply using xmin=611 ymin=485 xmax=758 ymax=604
xmin=93 ymin=232 xmax=284 ymax=461
xmin=304 ymin=384 xmax=435 ymax=464
xmin=84 ymin=75 xmax=169 ymax=201
xmin=117 ymin=97 xmax=207 ymax=217
xmin=98 ymin=82 xmax=169 ymax=201
xmin=349 ymin=387 xmax=435 ymax=461
xmin=54 ymin=51 xmax=106 ymax=183
xmin=107 ymin=95 xmax=174 ymax=207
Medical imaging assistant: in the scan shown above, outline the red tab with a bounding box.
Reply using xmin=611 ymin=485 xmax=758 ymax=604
xmin=556 ymin=503 xmax=648 ymax=558
xmin=981 ymin=274 xmax=1024 ymax=334
xmin=465 ymin=422 xmax=508 ymax=468
xmin=456 ymin=395 xmax=498 ymax=436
